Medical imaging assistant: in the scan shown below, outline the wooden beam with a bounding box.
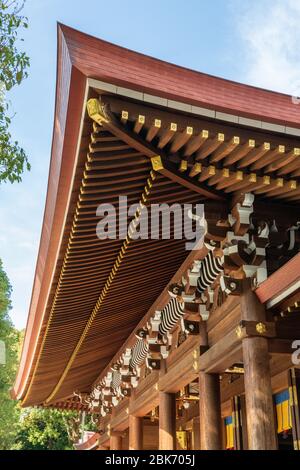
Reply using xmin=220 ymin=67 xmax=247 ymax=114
xmin=198 ymin=328 xmax=242 ymax=374
xmin=158 ymin=123 xmax=177 ymax=149
xmin=210 ymin=136 xmax=240 ymax=163
xmin=184 ymin=130 xmax=209 ymax=157
xmin=134 ymin=114 xmax=145 ymax=134
xmin=224 ymin=139 xmax=255 ymax=166
xmin=268 ymin=338 xmax=296 ymax=355
xmin=251 ymin=145 xmax=285 ymax=171
xmin=170 ymin=126 xmax=193 ymax=153
xmin=238 ymin=142 xmax=270 ymax=168
xmin=146 ymin=118 xmax=161 ymax=142
xmin=196 ymin=133 xmax=225 ymax=160
xmin=95 ymin=103 xmax=224 ymax=200
xmin=129 ymin=371 xmax=159 ymax=417
xmin=159 ymin=336 xmax=200 ymax=392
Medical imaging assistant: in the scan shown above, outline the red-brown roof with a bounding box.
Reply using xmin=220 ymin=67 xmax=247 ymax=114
xmin=256 ymin=252 xmax=300 ymax=305
xmin=63 ymin=25 xmax=300 ymax=128
xmin=13 ymin=23 xmax=300 ymax=404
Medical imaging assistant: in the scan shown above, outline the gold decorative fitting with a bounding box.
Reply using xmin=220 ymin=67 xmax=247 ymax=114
xmin=170 ymin=122 xmax=177 ymax=131
xmin=223 ymin=168 xmax=229 ymax=177
xmin=233 ymin=136 xmax=240 ymax=144
xmin=150 ymin=170 xmax=156 ymax=180
xmin=256 ymin=322 xmax=267 ymax=335
xmin=86 ymin=98 xmax=109 ymax=126
xmin=88 ymin=143 xmax=95 ymax=154
xmin=235 ymin=325 xmax=243 ymax=339
xmin=249 ymin=173 xmax=256 ymax=182
xmin=138 ymin=115 xmax=145 ymax=123
xmin=249 ymin=139 xmax=255 ymax=147
xmin=147 ymin=178 xmax=153 ymax=188
xmin=295 ymin=148 xmax=300 ymax=156
xmin=142 ymin=193 xmax=147 ymax=203
xmin=202 ymin=129 xmax=209 ymax=138
xmin=187 ymin=126 xmax=193 ymax=135
xmin=144 ymin=186 xmax=150 ymax=196
xmin=263 ymin=176 xmax=270 ymax=185
xmin=236 ymin=171 xmax=243 ymax=180
xmin=151 ymin=155 xmax=164 ymax=171
xmin=92 ymin=121 xmax=99 ymax=133
xmin=276 ymin=178 xmax=284 ymax=187
xmin=193 ymin=361 xmax=198 ymax=371
xmin=180 ymin=160 xmax=188 ymax=171
xmin=218 ymin=133 xmax=225 ymax=141
xmin=291 ymin=180 xmax=297 ymax=189
xmin=209 ymin=165 xmax=215 ymax=175
xmin=264 ymin=142 xmax=271 ymax=150
xmin=121 ymin=110 xmax=128 ymax=120
xmin=155 ymin=119 xmax=161 ymax=128
xmin=279 ymin=145 xmax=285 ymax=153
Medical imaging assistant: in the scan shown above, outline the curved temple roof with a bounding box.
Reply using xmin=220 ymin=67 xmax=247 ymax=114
xmin=13 ymin=24 xmax=300 ymax=408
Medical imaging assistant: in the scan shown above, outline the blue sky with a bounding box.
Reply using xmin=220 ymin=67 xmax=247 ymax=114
xmin=1 ymin=0 xmax=300 ymax=329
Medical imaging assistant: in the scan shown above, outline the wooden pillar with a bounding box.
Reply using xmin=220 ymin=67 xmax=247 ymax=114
xmin=198 ymin=323 xmax=222 ymax=450
xmin=240 ymin=395 xmax=248 ymax=450
xmin=110 ymin=433 xmax=122 ymax=450
xmin=199 ymin=372 xmax=222 ymax=449
xmin=192 ymin=417 xmax=200 ymax=450
xmin=159 ymin=392 xmax=176 ymax=450
xmin=241 ymin=280 xmax=277 ymax=450
xmin=129 ymin=415 xmax=143 ymax=450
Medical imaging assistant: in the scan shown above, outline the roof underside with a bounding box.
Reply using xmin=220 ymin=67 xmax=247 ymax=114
xmin=13 ymin=24 xmax=300 ymax=408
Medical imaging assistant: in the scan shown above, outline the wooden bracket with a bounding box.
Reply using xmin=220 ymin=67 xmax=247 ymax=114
xmin=235 ymin=320 xmax=276 ymax=339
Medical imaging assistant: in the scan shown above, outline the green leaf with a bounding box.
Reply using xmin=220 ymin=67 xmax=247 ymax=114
xmin=0 ymin=0 xmax=30 ymax=185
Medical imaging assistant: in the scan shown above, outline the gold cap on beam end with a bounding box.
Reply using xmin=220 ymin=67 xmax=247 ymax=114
xmin=151 ymin=155 xmax=164 ymax=171
xmin=86 ymin=98 xmax=110 ymax=125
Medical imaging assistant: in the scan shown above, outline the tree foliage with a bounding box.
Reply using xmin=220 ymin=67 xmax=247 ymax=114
xmin=0 ymin=0 xmax=30 ymax=183
xmin=12 ymin=408 xmax=76 ymax=450
xmin=0 ymin=258 xmax=94 ymax=450
xmin=0 ymin=258 xmax=21 ymax=449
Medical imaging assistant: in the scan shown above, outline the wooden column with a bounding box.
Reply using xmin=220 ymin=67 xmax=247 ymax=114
xmin=129 ymin=415 xmax=143 ymax=450
xmin=198 ymin=323 xmax=222 ymax=450
xmin=199 ymin=372 xmax=222 ymax=449
xmin=110 ymin=433 xmax=122 ymax=450
xmin=159 ymin=392 xmax=176 ymax=450
xmin=241 ymin=280 xmax=277 ymax=450
xmin=192 ymin=417 xmax=200 ymax=450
